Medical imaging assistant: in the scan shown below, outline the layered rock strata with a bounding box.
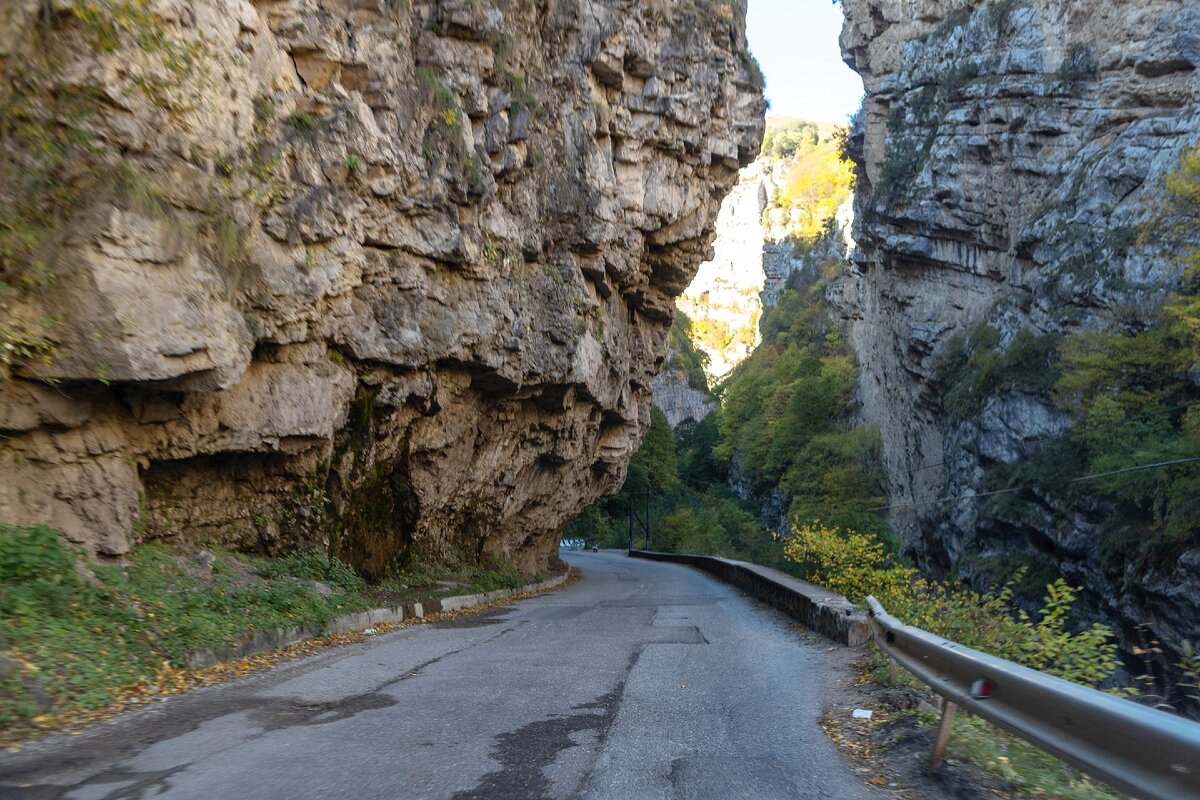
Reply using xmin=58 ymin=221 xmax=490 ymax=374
xmin=836 ymin=0 xmax=1200 ymax=647
xmin=0 ymin=0 xmax=764 ymax=576
xmin=649 ymin=367 xmax=714 ymax=428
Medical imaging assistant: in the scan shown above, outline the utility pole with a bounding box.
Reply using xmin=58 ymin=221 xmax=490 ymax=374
xmin=645 ymin=490 xmax=651 ymax=550
xmin=627 ymin=493 xmax=634 ymax=550
xmin=626 ymin=489 xmax=652 ymax=551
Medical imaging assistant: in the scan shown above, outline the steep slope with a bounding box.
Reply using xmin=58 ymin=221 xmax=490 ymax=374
xmin=836 ymin=0 xmax=1200 ymax=649
xmin=0 ymin=0 xmax=765 ymax=576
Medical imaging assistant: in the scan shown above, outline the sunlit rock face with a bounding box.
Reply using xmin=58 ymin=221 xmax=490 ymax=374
xmin=677 ymin=161 xmax=770 ymax=381
xmin=653 ymin=161 xmax=771 ymax=428
xmin=0 ymin=0 xmax=764 ymax=576
xmin=837 ymin=0 xmax=1200 ymax=644
xmin=671 ymin=131 xmax=858 ymax=393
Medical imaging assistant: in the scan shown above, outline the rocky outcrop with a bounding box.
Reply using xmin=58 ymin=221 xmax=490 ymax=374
xmin=836 ymin=0 xmax=1200 ymax=648
xmin=650 ymin=366 xmax=715 ymax=427
xmin=652 ymin=120 xmax=857 ymax=428
xmin=676 ymin=127 xmax=858 ymax=387
xmin=0 ymin=0 xmax=764 ymax=576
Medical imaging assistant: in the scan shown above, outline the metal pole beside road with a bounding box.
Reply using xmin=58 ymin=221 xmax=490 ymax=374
xmin=627 ymin=494 xmax=633 ymax=550
xmin=645 ymin=490 xmax=651 ymax=550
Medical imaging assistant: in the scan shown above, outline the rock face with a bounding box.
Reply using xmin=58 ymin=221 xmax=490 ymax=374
xmin=652 ymin=160 xmax=771 ymax=428
xmin=677 ymin=161 xmax=769 ymax=379
xmin=836 ymin=0 xmax=1200 ymax=646
xmin=652 ymin=123 xmax=858 ymax=429
xmin=650 ymin=367 xmax=715 ymax=428
xmin=0 ymin=0 xmax=764 ymax=576
xmin=672 ymin=126 xmax=858 ymax=389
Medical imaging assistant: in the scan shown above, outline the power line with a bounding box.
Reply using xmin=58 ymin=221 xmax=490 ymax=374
xmin=1069 ymin=456 xmax=1200 ymax=484
xmin=866 ymin=455 xmax=1200 ymax=513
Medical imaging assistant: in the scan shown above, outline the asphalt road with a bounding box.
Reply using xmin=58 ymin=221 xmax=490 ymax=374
xmin=0 ymin=552 xmax=878 ymax=800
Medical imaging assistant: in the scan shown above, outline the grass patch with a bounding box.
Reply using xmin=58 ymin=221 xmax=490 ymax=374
xmin=1057 ymin=43 xmax=1099 ymax=83
xmin=934 ymin=9 xmax=971 ymax=38
xmin=376 ymin=555 xmax=535 ymax=600
xmin=0 ymin=525 xmax=542 ymax=736
xmin=877 ymin=708 xmax=1116 ymax=799
xmin=0 ymin=525 xmax=544 ymax=738
xmin=499 ymin=69 xmax=541 ymax=116
xmin=284 ymin=111 xmax=321 ymax=133
xmin=986 ymin=0 xmax=1023 ymax=32
xmin=0 ymin=525 xmax=373 ymax=731
xmin=948 ymin=713 xmax=1117 ymax=799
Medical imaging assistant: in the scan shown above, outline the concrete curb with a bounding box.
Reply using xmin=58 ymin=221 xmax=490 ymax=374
xmin=186 ymin=570 xmax=571 ymax=668
xmin=628 ymin=550 xmax=869 ymax=646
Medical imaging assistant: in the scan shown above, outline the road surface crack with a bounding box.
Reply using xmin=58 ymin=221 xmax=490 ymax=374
xmin=450 ymin=649 xmax=641 ymax=800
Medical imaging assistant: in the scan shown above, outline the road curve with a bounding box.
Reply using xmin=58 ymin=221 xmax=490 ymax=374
xmin=0 ymin=552 xmax=878 ymax=800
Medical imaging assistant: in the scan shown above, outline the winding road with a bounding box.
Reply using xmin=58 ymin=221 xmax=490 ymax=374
xmin=1 ymin=552 xmax=878 ymax=799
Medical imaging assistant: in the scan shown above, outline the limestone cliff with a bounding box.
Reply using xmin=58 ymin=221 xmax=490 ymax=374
xmin=650 ymin=367 xmax=715 ymax=428
xmin=837 ymin=0 xmax=1200 ymax=649
xmin=655 ymin=120 xmax=856 ymax=427
xmin=676 ymin=161 xmax=768 ymax=380
xmin=651 ymin=159 xmax=770 ymax=429
xmin=0 ymin=0 xmax=765 ymax=576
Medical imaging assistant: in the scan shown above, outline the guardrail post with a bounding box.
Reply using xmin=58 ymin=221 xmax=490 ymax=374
xmin=888 ymin=657 xmax=897 ymax=686
xmin=926 ymin=701 xmax=957 ymax=774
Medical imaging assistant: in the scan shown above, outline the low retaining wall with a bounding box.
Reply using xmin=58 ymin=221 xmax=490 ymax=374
xmin=628 ymin=550 xmax=869 ymax=646
xmin=186 ymin=570 xmax=571 ymax=668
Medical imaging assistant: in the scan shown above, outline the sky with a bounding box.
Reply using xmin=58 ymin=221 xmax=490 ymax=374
xmin=746 ymin=0 xmax=864 ymax=124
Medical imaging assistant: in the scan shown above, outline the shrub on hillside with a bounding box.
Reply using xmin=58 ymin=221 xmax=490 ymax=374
xmin=782 ymin=521 xmax=1124 ymax=688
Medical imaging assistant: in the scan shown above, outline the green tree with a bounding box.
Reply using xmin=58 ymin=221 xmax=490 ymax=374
xmin=625 ymin=407 xmax=680 ymax=496
xmin=761 ymin=120 xmax=819 ymax=159
xmin=665 ymin=311 xmax=712 ymax=391
xmin=713 ymin=278 xmax=883 ymax=534
xmin=1046 ymin=146 xmax=1200 ymax=564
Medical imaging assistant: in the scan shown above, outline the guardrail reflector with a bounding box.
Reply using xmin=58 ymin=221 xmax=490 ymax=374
xmin=971 ymin=679 xmax=994 ymax=699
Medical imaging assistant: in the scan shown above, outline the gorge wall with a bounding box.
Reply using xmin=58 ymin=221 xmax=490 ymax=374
xmin=836 ymin=0 xmax=1200 ymax=651
xmin=652 ymin=154 xmax=771 ymax=430
xmin=652 ymin=118 xmax=856 ymax=430
xmin=675 ymin=160 xmax=768 ymax=380
xmin=0 ymin=0 xmax=764 ymax=577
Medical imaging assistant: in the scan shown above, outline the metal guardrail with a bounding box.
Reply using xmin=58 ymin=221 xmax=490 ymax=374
xmin=865 ymin=596 xmax=1200 ymax=800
